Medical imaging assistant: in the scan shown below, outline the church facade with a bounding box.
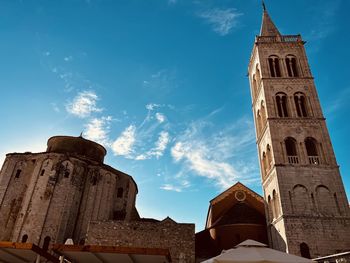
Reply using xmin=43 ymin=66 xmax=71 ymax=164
xmin=248 ymin=6 xmax=350 ymax=258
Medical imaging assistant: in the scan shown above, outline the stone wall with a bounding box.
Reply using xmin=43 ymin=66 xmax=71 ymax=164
xmin=86 ymin=219 xmax=195 ymax=263
xmin=0 ymin=150 xmax=139 ymax=247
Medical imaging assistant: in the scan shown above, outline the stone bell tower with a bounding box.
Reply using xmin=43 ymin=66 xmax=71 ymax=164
xmin=248 ymin=5 xmax=350 ymax=258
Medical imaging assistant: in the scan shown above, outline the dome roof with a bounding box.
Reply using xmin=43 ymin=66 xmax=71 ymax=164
xmin=47 ymin=135 xmax=106 ymax=163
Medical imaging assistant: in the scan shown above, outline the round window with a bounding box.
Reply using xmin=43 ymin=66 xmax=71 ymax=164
xmin=235 ymin=190 xmax=246 ymax=201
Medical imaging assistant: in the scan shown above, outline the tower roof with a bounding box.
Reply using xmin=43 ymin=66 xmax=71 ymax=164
xmin=259 ymin=4 xmax=281 ymax=36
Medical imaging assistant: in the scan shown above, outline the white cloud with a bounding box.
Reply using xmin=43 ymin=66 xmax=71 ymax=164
xmin=154 ymin=131 xmax=170 ymax=156
xmin=171 ymin=141 xmax=239 ymax=189
xmin=66 ymin=90 xmax=102 ymax=118
xmin=160 ymin=184 xmax=182 ymax=192
xmin=160 ymin=179 xmax=190 ymax=192
xmin=64 ymin=56 xmax=73 ymax=62
xmin=170 ymin=116 xmax=258 ymax=189
xmin=84 ymin=116 xmax=112 ymax=146
xmin=146 ymin=103 xmax=161 ymax=111
xmin=111 ymin=125 xmax=136 ymax=156
xmin=155 ymin=112 xmax=166 ymax=123
xmin=51 ymin=102 xmax=60 ymax=113
xmin=198 ymin=8 xmax=242 ymax=36
xmin=135 ymin=131 xmax=170 ymax=160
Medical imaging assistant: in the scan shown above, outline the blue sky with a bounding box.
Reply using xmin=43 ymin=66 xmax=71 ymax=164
xmin=0 ymin=0 xmax=349 ymax=231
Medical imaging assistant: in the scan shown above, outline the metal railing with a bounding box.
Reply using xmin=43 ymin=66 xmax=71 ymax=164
xmin=287 ymin=155 xmax=299 ymax=164
xmin=308 ymin=156 xmax=320 ymax=165
xmin=256 ymin=35 xmax=302 ymax=43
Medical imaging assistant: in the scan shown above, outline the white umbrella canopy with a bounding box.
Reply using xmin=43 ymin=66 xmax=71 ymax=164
xmin=202 ymin=239 xmax=314 ymax=263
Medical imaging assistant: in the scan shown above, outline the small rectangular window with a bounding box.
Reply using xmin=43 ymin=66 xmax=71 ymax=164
xmin=15 ymin=169 xmax=22 ymax=178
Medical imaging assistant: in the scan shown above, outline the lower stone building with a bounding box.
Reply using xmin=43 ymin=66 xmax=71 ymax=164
xmin=0 ymin=135 xmax=194 ymax=262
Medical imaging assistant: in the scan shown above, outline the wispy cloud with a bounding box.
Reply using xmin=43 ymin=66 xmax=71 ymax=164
xmin=170 ymin=115 xmax=258 ymax=189
xmin=307 ymin=0 xmax=340 ymax=42
xmin=64 ymin=55 xmax=73 ymax=62
xmin=160 ymin=180 xmax=190 ymax=192
xmin=136 ymin=131 xmax=170 ymax=160
xmin=324 ymin=87 xmax=350 ymax=119
xmin=66 ymin=90 xmax=102 ymax=118
xmin=51 ymin=102 xmax=60 ymax=113
xmin=84 ymin=116 xmax=112 ymax=146
xmin=146 ymin=103 xmax=161 ymax=111
xmin=111 ymin=125 xmax=136 ymax=156
xmin=160 ymin=184 xmax=182 ymax=192
xmin=142 ymin=69 xmax=177 ymax=94
xmin=198 ymin=8 xmax=242 ymax=36
xmin=155 ymin=112 xmax=166 ymax=123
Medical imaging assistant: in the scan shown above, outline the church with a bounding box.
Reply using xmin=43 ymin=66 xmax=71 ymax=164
xmin=0 ymin=4 xmax=349 ymax=263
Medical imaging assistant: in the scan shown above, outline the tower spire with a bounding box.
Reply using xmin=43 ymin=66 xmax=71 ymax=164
xmin=259 ymin=3 xmax=281 ymax=36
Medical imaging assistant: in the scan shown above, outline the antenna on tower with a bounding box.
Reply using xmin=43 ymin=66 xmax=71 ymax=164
xmin=262 ymin=0 xmax=266 ymax=11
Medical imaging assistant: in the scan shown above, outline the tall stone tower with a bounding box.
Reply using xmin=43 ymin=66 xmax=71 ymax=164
xmin=248 ymin=5 xmax=350 ymax=258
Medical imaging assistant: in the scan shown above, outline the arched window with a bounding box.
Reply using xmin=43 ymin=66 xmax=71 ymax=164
xmin=21 ymin=234 xmax=28 ymax=243
xmin=286 ymin=55 xmax=299 ymax=77
xmin=256 ymin=65 xmax=261 ymax=87
xmin=272 ymin=190 xmax=280 ymax=218
xmin=275 ymin=93 xmax=289 ymax=117
xmin=252 ymin=74 xmax=258 ymax=98
xmin=316 ymin=185 xmax=334 ymax=216
xmin=285 ymin=137 xmax=298 ymax=164
xmin=292 ymin=185 xmax=310 ymax=215
xmin=117 ymin=187 xmax=124 ymax=198
xmin=261 ymin=101 xmax=267 ymax=126
xmin=40 ymin=169 xmax=45 ymax=176
xmin=267 ymin=195 xmax=273 ymax=221
xmin=305 ymin=137 xmax=319 ymax=164
xmin=43 ymin=236 xmax=51 ymax=251
xmin=300 ymin=242 xmax=311 ymax=258
xmin=268 ymin=55 xmax=281 ymax=77
xmin=262 ymin=152 xmax=268 ymax=176
xmin=267 ymin=144 xmax=272 ymax=171
xmin=294 ymin=92 xmax=308 ymax=117
xmin=256 ymin=110 xmax=262 ymax=135
xmin=15 ymin=169 xmax=22 ymax=178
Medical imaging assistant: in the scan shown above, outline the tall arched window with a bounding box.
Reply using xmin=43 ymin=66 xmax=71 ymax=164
xmin=256 ymin=65 xmax=261 ymax=87
xmin=267 ymin=195 xmax=273 ymax=221
xmin=268 ymin=55 xmax=281 ymax=77
xmin=252 ymin=74 xmax=258 ymax=98
xmin=305 ymin=137 xmax=319 ymax=164
xmin=294 ymin=92 xmax=308 ymax=117
xmin=15 ymin=169 xmax=22 ymax=178
xmin=316 ymin=185 xmax=334 ymax=216
xmin=267 ymin=144 xmax=272 ymax=171
xmin=261 ymin=101 xmax=267 ymax=126
xmin=43 ymin=236 xmax=51 ymax=251
xmin=286 ymin=55 xmax=299 ymax=77
xmin=262 ymin=152 xmax=268 ymax=176
xmin=21 ymin=234 xmax=28 ymax=243
xmin=256 ymin=110 xmax=262 ymax=136
xmin=300 ymin=242 xmax=311 ymax=258
xmin=285 ymin=137 xmax=298 ymax=164
xmin=292 ymin=185 xmax=310 ymax=215
xmin=272 ymin=190 xmax=280 ymax=218
xmin=275 ymin=93 xmax=289 ymax=117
